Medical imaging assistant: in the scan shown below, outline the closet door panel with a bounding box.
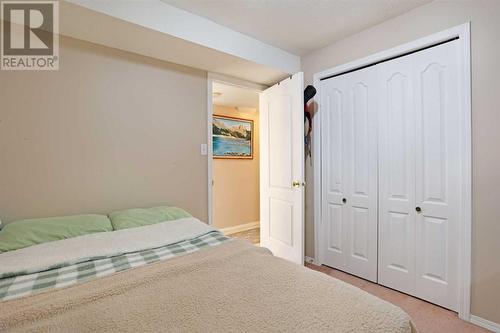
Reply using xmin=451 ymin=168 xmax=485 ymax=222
xmin=413 ymin=40 xmax=460 ymax=311
xmin=320 ymin=78 xmax=349 ymax=271
xmin=344 ymin=67 xmax=378 ymax=282
xmin=377 ymin=56 xmax=416 ymax=294
xmin=387 ymin=212 xmax=411 ymax=271
xmin=351 ymin=207 xmax=369 ymax=260
xmin=320 ymin=66 xmax=378 ymax=282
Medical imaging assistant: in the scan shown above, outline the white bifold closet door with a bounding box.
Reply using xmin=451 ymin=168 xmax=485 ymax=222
xmin=320 ymin=66 xmax=378 ymax=282
xmin=378 ymin=40 xmax=460 ymax=311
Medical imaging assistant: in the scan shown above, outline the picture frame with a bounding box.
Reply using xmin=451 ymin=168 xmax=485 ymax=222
xmin=212 ymin=115 xmax=253 ymax=159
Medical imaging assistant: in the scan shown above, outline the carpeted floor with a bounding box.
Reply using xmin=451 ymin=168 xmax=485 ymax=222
xmin=227 ymin=227 xmax=260 ymax=245
xmin=306 ymin=263 xmax=490 ymax=333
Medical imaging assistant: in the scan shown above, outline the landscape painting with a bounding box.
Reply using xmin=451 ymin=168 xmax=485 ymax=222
xmin=213 ymin=115 xmax=253 ymax=159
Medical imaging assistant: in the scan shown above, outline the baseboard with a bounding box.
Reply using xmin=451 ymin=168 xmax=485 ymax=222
xmin=470 ymin=315 xmax=500 ymax=332
xmin=219 ymin=221 xmax=259 ymax=235
xmin=305 ymin=256 xmax=321 ymax=266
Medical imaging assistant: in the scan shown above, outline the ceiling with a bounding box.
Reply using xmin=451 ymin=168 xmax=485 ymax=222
xmin=213 ymin=82 xmax=259 ymax=109
xmin=161 ymin=0 xmax=431 ymax=55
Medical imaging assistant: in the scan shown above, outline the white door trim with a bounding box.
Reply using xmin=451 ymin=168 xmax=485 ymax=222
xmin=312 ymin=22 xmax=471 ymax=320
xmin=206 ymin=73 xmax=266 ymax=226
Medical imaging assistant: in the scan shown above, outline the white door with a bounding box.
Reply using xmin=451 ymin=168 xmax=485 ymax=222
xmin=260 ymin=73 xmax=304 ymax=264
xmin=377 ymin=54 xmax=416 ymax=293
xmin=378 ymin=40 xmax=460 ymax=310
xmin=413 ymin=40 xmax=460 ymax=310
xmin=320 ymin=66 xmax=378 ymax=282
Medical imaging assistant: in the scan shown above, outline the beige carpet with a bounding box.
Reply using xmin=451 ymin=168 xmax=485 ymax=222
xmin=228 ymin=227 xmax=260 ymax=245
xmin=306 ymin=264 xmax=490 ymax=333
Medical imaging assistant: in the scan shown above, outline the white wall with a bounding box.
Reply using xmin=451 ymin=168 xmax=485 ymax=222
xmin=301 ymin=0 xmax=500 ymax=323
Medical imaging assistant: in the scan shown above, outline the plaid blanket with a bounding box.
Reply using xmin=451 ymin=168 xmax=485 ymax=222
xmin=0 ymin=231 xmax=229 ymax=302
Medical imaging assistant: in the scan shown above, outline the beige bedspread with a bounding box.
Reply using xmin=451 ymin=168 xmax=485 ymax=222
xmin=0 ymin=240 xmax=416 ymax=333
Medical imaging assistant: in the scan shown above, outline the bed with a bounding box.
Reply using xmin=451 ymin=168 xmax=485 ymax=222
xmin=0 ymin=217 xmax=416 ymax=332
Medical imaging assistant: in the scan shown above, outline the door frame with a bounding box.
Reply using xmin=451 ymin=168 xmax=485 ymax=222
xmin=312 ymin=23 xmax=471 ymax=320
xmin=206 ymin=73 xmax=266 ymax=226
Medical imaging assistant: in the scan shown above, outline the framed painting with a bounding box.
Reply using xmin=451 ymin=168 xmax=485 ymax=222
xmin=212 ymin=115 xmax=253 ymax=159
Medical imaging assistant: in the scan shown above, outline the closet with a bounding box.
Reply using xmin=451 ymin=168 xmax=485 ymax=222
xmin=319 ymin=39 xmax=461 ymax=311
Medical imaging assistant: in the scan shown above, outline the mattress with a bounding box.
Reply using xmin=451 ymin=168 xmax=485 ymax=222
xmin=0 ymin=218 xmax=416 ymax=332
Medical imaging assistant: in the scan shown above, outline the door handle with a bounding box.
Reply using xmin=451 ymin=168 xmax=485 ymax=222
xmin=342 ymin=198 xmax=347 ymax=204
xmin=415 ymin=207 xmax=422 ymax=213
xmin=292 ymin=181 xmax=301 ymax=188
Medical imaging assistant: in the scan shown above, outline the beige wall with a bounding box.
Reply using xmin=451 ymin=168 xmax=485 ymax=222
xmin=213 ymin=105 xmax=259 ymax=229
xmin=0 ymin=36 xmax=208 ymax=222
xmin=302 ymin=0 xmax=500 ymax=323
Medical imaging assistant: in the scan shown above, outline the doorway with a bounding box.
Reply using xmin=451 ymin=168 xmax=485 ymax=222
xmin=208 ymin=77 xmax=262 ymax=245
xmin=207 ymin=72 xmax=305 ymax=264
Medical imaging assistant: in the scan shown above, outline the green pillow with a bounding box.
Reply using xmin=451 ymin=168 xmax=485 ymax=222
xmin=109 ymin=206 xmax=192 ymax=231
xmin=0 ymin=214 xmax=113 ymax=252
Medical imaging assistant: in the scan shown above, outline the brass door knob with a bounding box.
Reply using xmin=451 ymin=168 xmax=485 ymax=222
xmin=292 ymin=181 xmax=301 ymax=188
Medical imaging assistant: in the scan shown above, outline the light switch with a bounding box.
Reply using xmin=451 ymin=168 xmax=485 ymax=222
xmin=200 ymin=143 xmax=208 ymax=155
